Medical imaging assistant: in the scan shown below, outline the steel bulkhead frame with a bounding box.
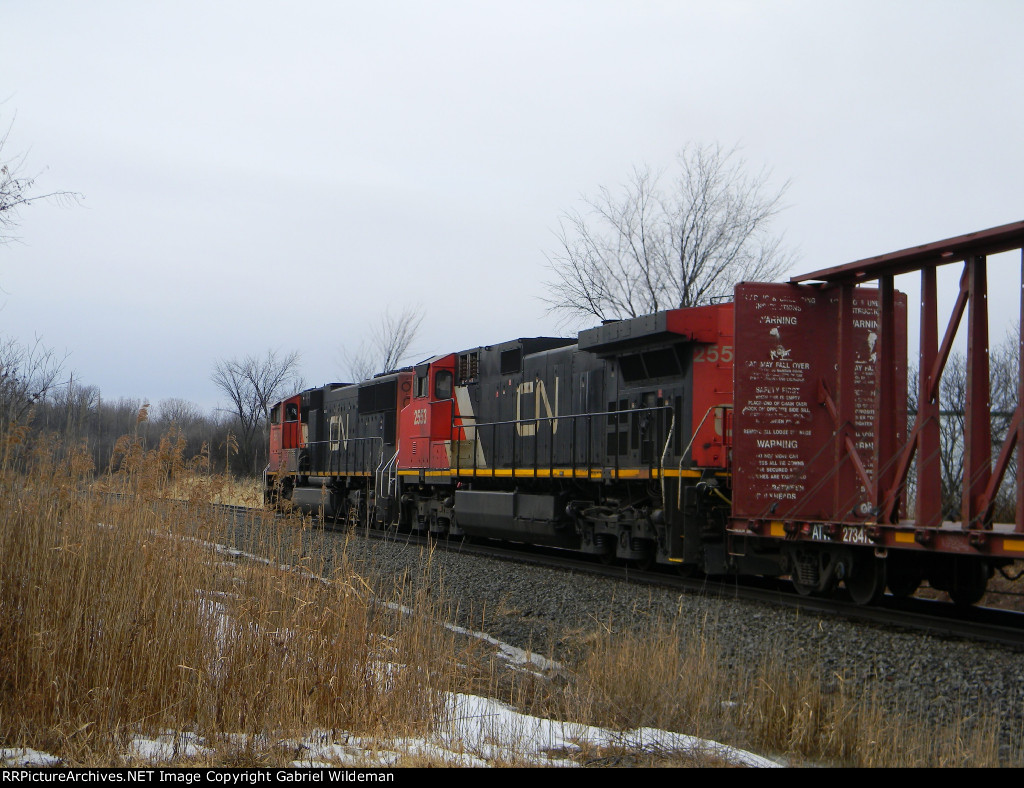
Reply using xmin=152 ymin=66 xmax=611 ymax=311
xmin=790 ymin=220 xmax=1024 ymax=549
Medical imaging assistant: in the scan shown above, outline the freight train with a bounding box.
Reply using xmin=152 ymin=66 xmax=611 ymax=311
xmin=266 ymin=223 xmax=1024 ymax=607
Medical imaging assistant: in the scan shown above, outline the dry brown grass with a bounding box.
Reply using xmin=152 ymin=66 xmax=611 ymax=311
xmin=163 ymin=475 xmax=262 ymax=508
xmin=739 ymin=665 xmax=1007 ymax=767
xmin=0 ymin=429 xmax=461 ymax=767
xmin=537 ymin=610 xmax=1018 ymax=767
xmin=554 ymin=613 xmax=730 ymax=738
xmin=2 ymin=426 xmax=1019 ymax=767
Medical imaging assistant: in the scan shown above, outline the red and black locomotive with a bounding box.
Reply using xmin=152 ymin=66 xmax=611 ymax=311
xmin=268 ymin=221 xmax=1024 ymax=607
xmin=268 ymin=303 xmax=736 ymax=566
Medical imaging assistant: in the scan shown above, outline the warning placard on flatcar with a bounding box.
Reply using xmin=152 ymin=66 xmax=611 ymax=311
xmin=731 ymin=282 xmax=906 ymax=523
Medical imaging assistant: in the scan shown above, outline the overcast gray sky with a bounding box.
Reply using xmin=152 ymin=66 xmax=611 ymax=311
xmin=2 ymin=1 xmax=1022 ymax=413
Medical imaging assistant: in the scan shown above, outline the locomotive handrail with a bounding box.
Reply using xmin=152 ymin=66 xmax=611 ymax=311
xmin=300 ymin=436 xmax=384 ymax=476
xmin=451 ymin=406 xmax=672 ymax=431
xmin=377 ymin=446 xmax=399 ymax=500
xmin=660 ymin=411 xmax=676 ymax=506
xmin=451 ymin=405 xmax=675 ymax=481
xmin=677 ymin=404 xmax=732 ymax=507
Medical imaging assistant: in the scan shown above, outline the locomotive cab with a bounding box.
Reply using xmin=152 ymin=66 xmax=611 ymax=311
xmin=269 ymin=394 xmax=304 ymax=474
xmin=398 ymin=355 xmax=457 ymax=471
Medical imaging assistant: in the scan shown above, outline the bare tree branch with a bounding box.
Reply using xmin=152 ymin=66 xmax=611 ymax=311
xmin=155 ymin=397 xmax=204 ymax=428
xmin=544 ymin=143 xmax=793 ymax=325
xmin=341 ymin=305 xmax=424 ymax=381
xmin=1 ymin=114 xmax=81 ymax=245
xmin=0 ymin=334 xmax=68 ymax=426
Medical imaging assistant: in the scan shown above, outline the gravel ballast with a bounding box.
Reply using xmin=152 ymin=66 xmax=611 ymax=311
xmin=229 ymin=513 xmax=1024 ymax=751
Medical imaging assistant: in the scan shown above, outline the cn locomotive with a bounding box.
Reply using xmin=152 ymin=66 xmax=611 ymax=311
xmin=267 ymin=222 xmax=1024 ymax=607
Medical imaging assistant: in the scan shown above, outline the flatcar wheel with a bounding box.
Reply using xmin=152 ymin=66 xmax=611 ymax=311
xmin=886 ymin=567 xmax=922 ymax=598
xmin=846 ymin=557 xmax=886 ymax=606
xmin=791 ymin=574 xmax=816 ymax=597
xmin=949 ymin=560 xmax=988 ymax=607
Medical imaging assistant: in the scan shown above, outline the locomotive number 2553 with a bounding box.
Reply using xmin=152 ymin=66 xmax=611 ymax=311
xmin=693 ymin=345 xmax=734 ymax=363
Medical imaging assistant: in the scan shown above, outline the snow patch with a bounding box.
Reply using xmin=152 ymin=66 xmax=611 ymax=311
xmin=1 ymin=748 xmax=62 ymax=767
xmin=129 ymin=731 xmax=214 ymax=763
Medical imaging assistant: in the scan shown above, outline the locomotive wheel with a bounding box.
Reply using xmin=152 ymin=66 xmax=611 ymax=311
xmin=845 ymin=557 xmax=886 ymax=606
xmin=634 ymin=542 xmax=657 ymax=571
xmin=594 ymin=534 xmax=616 ymax=565
xmin=678 ymin=562 xmax=702 ymax=579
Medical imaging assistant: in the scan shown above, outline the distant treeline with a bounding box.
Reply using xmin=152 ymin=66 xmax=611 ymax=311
xmin=0 ymin=335 xmax=294 ymax=478
xmin=60 ymin=386 xmax=262 ymax=475
xmin=10 ymin=382 xmax=267 ymax=478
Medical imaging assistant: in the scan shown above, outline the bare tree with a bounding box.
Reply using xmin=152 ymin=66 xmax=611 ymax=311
xmin=155 ymin=397 xmax=204 ymax=428
xmin=0 ymin=334 xmax=67 ymax=426
xmin=211 ymin=349 xmax=302 ymax=474
xmin=1 ymin=114 xmax=80 ymax=244
xmin=544 ymin=143 xmax=793 ymax=324
xmin=341 ymin=305 xmax=424 ymax=381
xmin=48 ymin=378 xmax=99 ymax=438
xmin=989 ymin=329 xmax=1020 ymax=521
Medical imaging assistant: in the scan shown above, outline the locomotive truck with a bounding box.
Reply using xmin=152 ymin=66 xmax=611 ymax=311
xmin=266 ymin=221 xmax=1024 ymax=607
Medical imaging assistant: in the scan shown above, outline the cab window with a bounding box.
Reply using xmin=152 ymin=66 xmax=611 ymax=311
xmin=415 ymin=373 xmax=429 ymax=398
xmin=434 ymin=370 xmax=453 ymax=400
xmin=285 ymin=403 xmax=299 ymax=422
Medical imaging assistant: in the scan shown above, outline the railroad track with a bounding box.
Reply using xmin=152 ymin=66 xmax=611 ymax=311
xmin=211 ymin=501 xmax=1024 ymax=651
xmin=417 ymin=530 xmax=1024 ymax=650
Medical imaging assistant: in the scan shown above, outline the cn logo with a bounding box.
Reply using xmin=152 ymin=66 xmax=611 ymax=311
xmin=515 ymin=378 xmax=559 ymax=436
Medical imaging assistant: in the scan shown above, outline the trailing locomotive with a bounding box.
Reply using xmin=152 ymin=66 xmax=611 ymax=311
xmin=268 ymin=301 xmax=738 ymax=572
xmin=267 ymin=221 xmax=1024 ymax=607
